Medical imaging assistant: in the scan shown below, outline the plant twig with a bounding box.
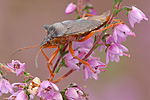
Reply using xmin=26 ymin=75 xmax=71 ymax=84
xmin=52 ymin=69 xmax=75 ymax=83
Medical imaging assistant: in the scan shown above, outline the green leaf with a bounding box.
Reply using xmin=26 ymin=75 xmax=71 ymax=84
xmin=54 ymin=66 xmax=60 ymax=74
xmin=75 ymin=9 xmax=81 ymax=19
xmin=93 ymin=35 xmax=97 ymax=44
xmin=23 ymin=78 xmax=32 ymax=83
xmin=59 ymin=49 xmax=69 ymax=57
xmin=118 ymin=0 xmax=122 ymax=3
xmin=60 ymin=91 xmax=68 ymax=100
xmin=25 ymin=90 xmax=31 ymax=100
xmin=0 ymin=63 xmax=9 ymax=68
xmin=113 ymin=0 xmax=118 ymax=6
xmin=0 ymin=70 xmax=3 ymax=76
xmin=124 ymin=6 xmax=132 ymax=16
xmin=112 ymin=8 xmax=116 ymax=14
xmin=102 ymin=34 xmax=109 ymax=43
xmin=94 ymin=44 xmax=103 ymax=50
xmin=115 ymin=8 xmax=124 ymax=16
xmin=102 ymin=24 xmax=108 ymax=34
xmin=113 ymin=0 xmax=118 ymax=10
xmin=60 ymin=58 xmax=68 ymax=68
xmin=105 ymin=47 xmax=108 ymax=52
xmin=23 ymin=71 xmax=29 ymax=76
xmin=126 ymin=10 xmax=129 ymax=16
xmin=60 ymin=44 xmax=65 ymax=50
xmin=124 ymin=6 xmax=132 ymax=11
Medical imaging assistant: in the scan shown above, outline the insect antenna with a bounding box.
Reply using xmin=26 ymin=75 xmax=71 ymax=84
xmin=35 ymin=47 xmax=44 ymax=68
xmin=11 ymin=45 xmax=40 ymax=55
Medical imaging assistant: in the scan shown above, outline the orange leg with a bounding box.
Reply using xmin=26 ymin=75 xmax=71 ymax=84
xmin=82 ymin=13 xmax=95 ymax=17
xmin=48 ymin=46 xmax=60 ymax=66
xmin=48 ymin=46 xmax=60 ymax=81
xmin=69 ymin=43 xmax=96 ymax=73
xmin=41 ymin=49 xmax=53 ymax=77
xmin=113 ymin=19 xmax=122 ymax=22
xmin=78 ymin=21 xmax=123 ymax=42
xmin=41 ymin=46 xmax=59 ymax=78
xmin=82 ymin=13 xmax=95 ymax=20
xmin=41 ymin=49 xmax=49 ymax=61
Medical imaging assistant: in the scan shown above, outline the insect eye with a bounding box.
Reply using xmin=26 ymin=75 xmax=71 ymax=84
xmin=47 ymin=41 xmax=50 ymax=44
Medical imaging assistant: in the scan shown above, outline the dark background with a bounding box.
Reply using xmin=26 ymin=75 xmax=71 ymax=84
xmin=0 ymin=0 xmax=149 ymax=100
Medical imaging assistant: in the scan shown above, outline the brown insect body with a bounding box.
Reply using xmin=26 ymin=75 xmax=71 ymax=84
xmin=40 ymin=11 xmax=110 ymax=48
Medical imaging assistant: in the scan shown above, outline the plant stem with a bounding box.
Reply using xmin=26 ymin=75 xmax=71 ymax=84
xmin=83 ymin=33 xmax=104 ymax=61
xmin=53 ymin=69 xmax=75 ymax=83
xmin=78 ymin=0 xmax=83 ymax=17
xmin=108 ymin=3 xmax=121 ymax=24
xmin=52 ymin=44 xmax=68 ymax=73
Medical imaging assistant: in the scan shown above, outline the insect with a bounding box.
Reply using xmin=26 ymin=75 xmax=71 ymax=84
xmin=40 ymin=10 xmax=123 ymax=76
xmin=13 ymin=10 xmax=122 ymax=77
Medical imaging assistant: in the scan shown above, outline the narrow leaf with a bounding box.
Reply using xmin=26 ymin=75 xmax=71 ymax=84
xmin=60 ymin=58 xmax=68 ymax=68
xmin=54 ymin=66 xmax=61 ymax=74
xmin=23 ymin=78 xmax=32 ymax=83
xmin=119 ymin=0 xmax=122 ymax=3
xmin=115 ymin=8 xmax=124 ymax=16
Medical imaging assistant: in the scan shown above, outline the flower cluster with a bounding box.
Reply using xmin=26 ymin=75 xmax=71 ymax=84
xmin=7 ymin=60 xmax=26 ymax=76
xmin=0 ymin=0 xmax=148 ymax=100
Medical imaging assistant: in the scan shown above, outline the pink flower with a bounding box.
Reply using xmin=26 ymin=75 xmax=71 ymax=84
xmin=53 ymin=93 xmax=63 ymax=100
xmin=128 ymin=6 xmax=148 ymax=28
xmin=65 ymin=3 xmax=77 ymax=15
xmin=15 ymin=90 xmax=28 ymax=100
xmin=105 ymin=34 xmax=115 ymax=44
xmin=12 ymin=82 xmax=27 ymax=90
xmin=65 ymin=51 xmax=80 ymax=70
xmin=7 ymin=60 xmax=26 ymax=76
xmin=106 ymin=43 xmax=130 ymax=64
xmin=78 ymin=47 xmax=95 ymax=59
xmin=7 ymin=83 xmax=34 ymax=100
xmin=8 ymin=90 xmax=33 ymax=100
xmin=65 ymin=88 xmax=84 ymax=100
xmin=113 ymin=24 xmax=135 ymax=43
xmin=0 ymin=78 xmax=14 ymax=96
xmin=73 ymin=37 xmax=94 ymax=49
xmin=37 ymin=81 xmax=60 ymax=100
xmin=98 ymin=39 xmax=106 ymax=52
xmin=84 ymin=59 xmax=106 ymax=81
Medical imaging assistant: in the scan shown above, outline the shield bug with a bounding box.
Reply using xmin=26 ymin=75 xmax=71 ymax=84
xmin=40 ymin=10 xmax=123 ymax=75
xmin=13 ymin=10 xmax=123 ymax=76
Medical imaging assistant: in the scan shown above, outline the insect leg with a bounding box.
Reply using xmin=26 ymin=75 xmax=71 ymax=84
xmin=82 ymin=13 xmax=95 ymax=20
xmin=41 ymin=49 xmax=49 ymax=61
xmin=48 ymin=46 xmax=60 ymax=66
xmin=82 ymin=13 xmax=95 ymax=18
xmin=78 ymin=21 xmax=123 ymax=42
xmin=113 ymin=19 xmax=122 ymax=22
xmin=48 ymin=46 xmax=60 ymax=81
xmin=69 ymin=43 xmax=96 ymax=73
xmin=41 ymin=49 xmax=53 ymax=76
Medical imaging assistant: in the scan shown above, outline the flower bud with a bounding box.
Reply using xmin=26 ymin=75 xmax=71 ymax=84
xmin=65 ymin=3 xmax=77 ymax=15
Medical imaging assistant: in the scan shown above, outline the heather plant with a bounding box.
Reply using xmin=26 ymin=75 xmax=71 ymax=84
xmin=0 ymin=0 xmax=148 ymax=100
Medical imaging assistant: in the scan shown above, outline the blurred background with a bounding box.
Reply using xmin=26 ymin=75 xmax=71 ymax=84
xmin=0 ymin=0 xmax=149 ymax=100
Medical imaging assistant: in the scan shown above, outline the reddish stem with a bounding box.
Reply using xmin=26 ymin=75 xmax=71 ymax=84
xmin=78 ymin=0 xmax=83 ymax=17
xmin=52 ymin=43 xmax=68 ymax=73
xmin=83 ymin=34 xmax=104 ymax=61
xmin=108 ymin=3 xmax=121 ymax=24
xmin=53 ymin=69 xmax=75 ymax=83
